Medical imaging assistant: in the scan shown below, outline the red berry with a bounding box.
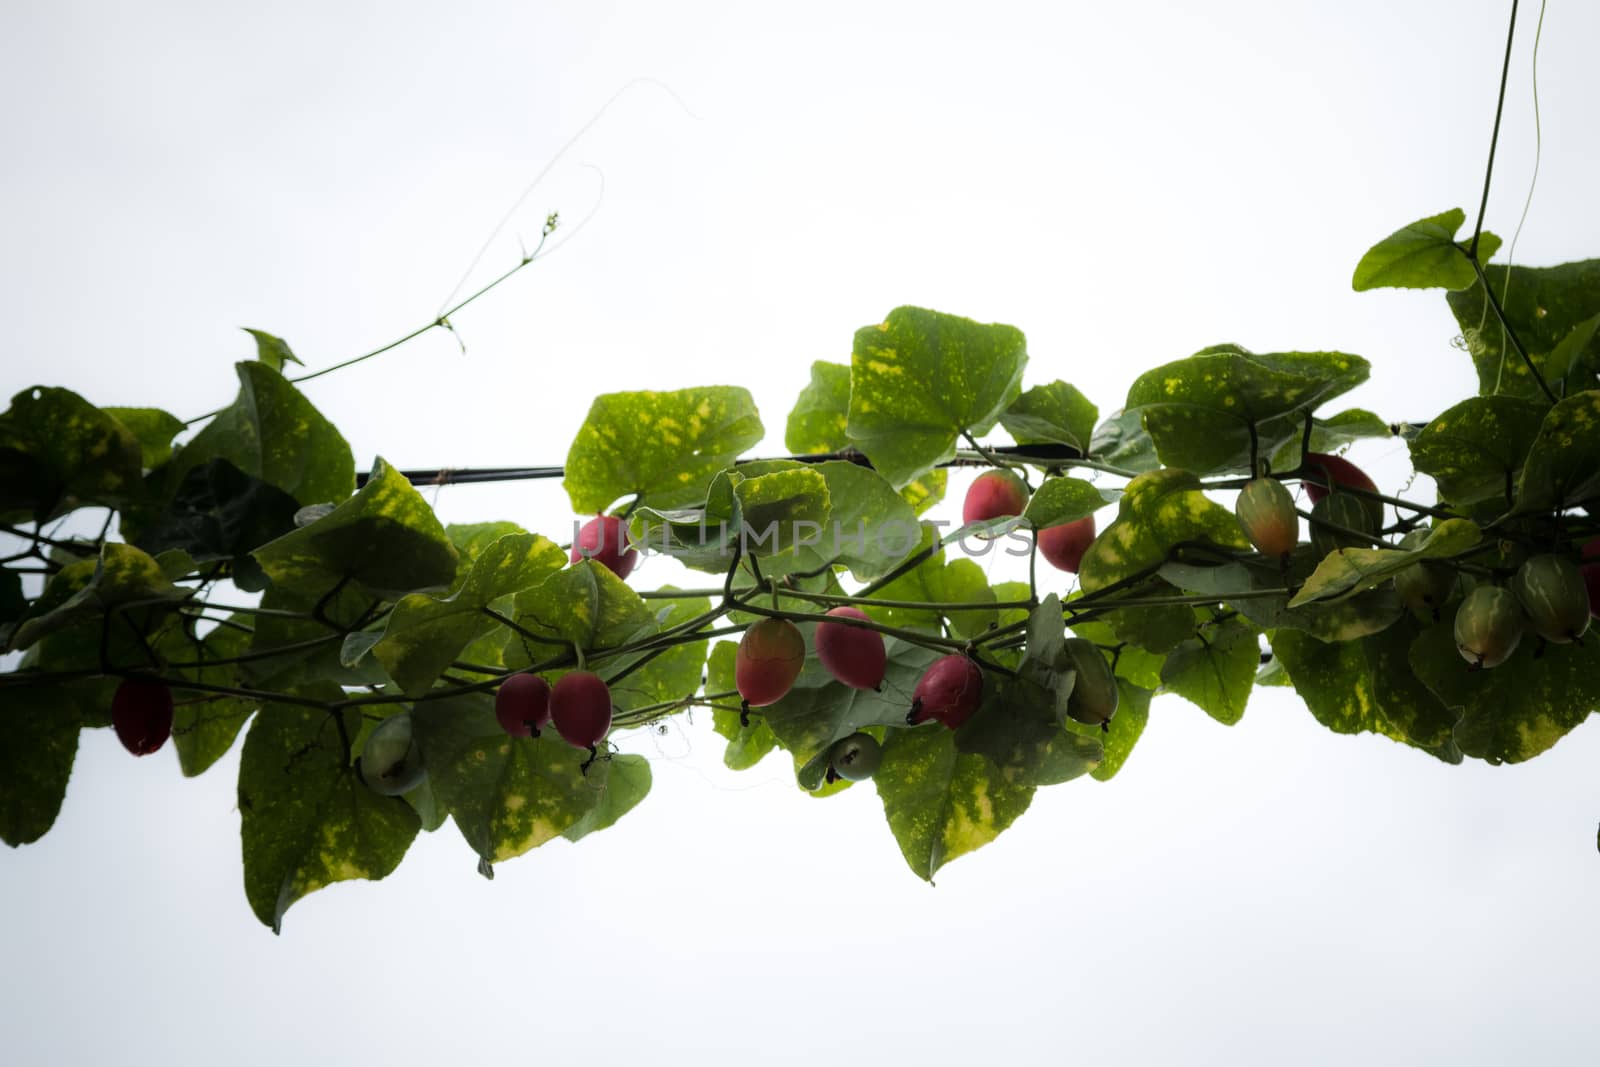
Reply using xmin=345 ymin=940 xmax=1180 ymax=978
xmin=494 ymin=673 xmax=552 ymax=738
xmin=814 ymin=606 xmax=887 ymax=690
xmin=570 ymin=514 xmax=637 ymax=580
xmin=112 ymin=678 xmax=173 ymax=756
xmin=1301 ymin=452 xmax=1376 ymax=501
xmin=1037 ymin=515 xmax=1096 ymax=573
xmin=909 ymin=655 xmax=984 ymax=729
xmin=735 ymin=617 xmax=806 ymax=707
xmin=549 ymin=671 xmax=613 ymax=749
xmin=962 ymin=470 xmax=1029 ymax=525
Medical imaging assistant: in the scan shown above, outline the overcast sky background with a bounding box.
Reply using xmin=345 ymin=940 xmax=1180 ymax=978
xmin=3 ymin=1 xmax=1599 ymax=1063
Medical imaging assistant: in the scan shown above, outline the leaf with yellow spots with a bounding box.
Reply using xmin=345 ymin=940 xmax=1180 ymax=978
xmin=629 ymin=464 xmax=830 ymax=571
xmin=1161 ymin=554 xmax=1403 ymax=644
xmin=8 ymin=541 xmax=188 ymax=652
xmin=1000 ymin=380 xmax=1099 ymax=452
xmin=898 ymin=468 xmax=947 ymax=515
xmin=373 ymin=532 xmax=566 ymax=695
xmin=152 ymin=618 xmax=258 ymax=777
xmin=0 ymin=679 xmax=93 ymax=846
xmin=1082 ymin=680 xmax=1152 ymax=782
xmin=875 ymin=723 xmax=1035 ymax=882
xmin=785 ymin=360 xmax=851 ymax=454
xmin=1407 ymin=396 xmax=1546 ymax=507
xmin=252 ymin=456 xmax=458 ymax=602
xmin=1351 ymin=208 xmax=1500 ymax=292
xmin=1513 ymin=390 xmax=1600 ymax=512
xmin=1125 ymin=344 xmax=1369 ymax=475
xmin=1289 ymin=518 xmax=1480 ymax=607
xmin=164 ymin=361 xmax=354 ymax=508
xmin=865 ymin=526 xmax=998 ymax=639
xmin=846 ymin=307 xmax=1027 ymax=486
xmin=1022 ymin=475 xmax=1108 ymax=529
xmin=503 ymin=560 xmax=657 ymax=666
xmin=564 ymin=386 xmax=764 ymax=514
xmin=238 ymin=692 xmax=420 ymax=932
xmin=410 ymin=695 xmax=641 ymax=866
xmin=1409 ymin=620 xmax=1600 ymax=765
xmin=607 ymin=588 xmax=712 ymax=713
xmin=0 ymin=385 xmax=146 ymax=522
xmin=776 ymin=461 xmax=917 ymax=582
xmin=1446 ymin=259 xmax=1600 ymax=399
xmin=1273 ymin=620 xmax=1461 ymax=763
xmin=102 ymin=406 xmax=184 ymax=469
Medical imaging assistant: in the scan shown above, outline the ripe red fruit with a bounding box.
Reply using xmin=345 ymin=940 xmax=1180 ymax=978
xmin=814 ymin=606 xmax=887 ymax=690
xmin=735 ymin=617 xmax=806 ymax=707
xmin=111 ymin=677 xmax=174 ymax=756
xmin=549 ymin=671 xmax=613 ymax=751
xmin=494 ymin=673 xmax=552 ymax=738
xmin=570 ymin=514 xmax=637 ymax=580
xmin=1037 ymin=515 xmax=1096 ymax=573
xmin=962 ymin=470 xmax=1029 ymax=525
xmin=908 ymin=655 xmax=984 ymax=729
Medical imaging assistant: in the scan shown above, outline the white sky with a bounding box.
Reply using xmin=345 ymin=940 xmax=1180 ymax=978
xmin=3 ymin=1 xmax=1599 ymax=1064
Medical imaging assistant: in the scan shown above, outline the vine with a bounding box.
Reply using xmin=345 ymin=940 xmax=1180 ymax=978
xmin=2 ymin=2 xmax=1598 ymax=931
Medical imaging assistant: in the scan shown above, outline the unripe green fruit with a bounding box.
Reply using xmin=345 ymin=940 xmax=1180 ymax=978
xmin=1453 ymin=586 xmax=1525 ymax=669
xmin=828 ymin=732 xmax=883 ymax=782
xmin=1393 ymin=528 xmax=1457 ymax=618
xmin=736 ymin=617 xmax=807 ymax=707
xmin=1511 ymin=554 xmax=1592 ymax=644
xmin=1235 ymin=477 xmax=1298 ymax=557
xmin=1310 ymin=493 xmax=1375 ymax=557
xmin=1062 ymin=637 xmax=1118 ymax=727
xmin=358 ymin=713 xmax=426 ymax=796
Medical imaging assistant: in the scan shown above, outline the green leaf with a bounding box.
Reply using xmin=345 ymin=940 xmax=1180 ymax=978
xmin=1023 ymin=475 xmax=1106 ymax=529
xmin=1078 ymin=468 xmax=1248 ymax=647
xmin=1000 ymin=380 xmax=1098 ymax=452
xmin=1543 ymin=312 xmax=1600 ymax=385
xmin=875 ymin=723 xmax=1035 ymax=882
xmin=168 ymin=362 xmax=354 ymax=508
xmin=1408 ymin=396 xmax=1547 ymax=507
xmin=253 ymin=456 xmax=458 ymax=601
xmin=1268 ymin=409 xmax=1394 ymax=471
xmin=866 ymin=529 xmax=998 ymax=639
xmin=898 ymin=468 xmax=948 ymax=515
xmin=505 ymin=560 xmax=655 ymax=662
xmin=1273 ymin=620 xmax=1460 ymax=762
xmin=372 ymin=533 xmax=565 ymax=696
xmin=1514 ymin=390 xmax=1600 ymax=512
xmin=1089 ymin=408 xmax=1160 ymax=473
xmin=243 ymin=328 xmax=303 ymax=373
xmin=1162 ymin=554 xmax=1404 ymax=643
xmin=9 ymin=542 xmax=187 ymax=652
xmin=1410 ymin=621 xmax=1600 ymax=764
xmin=708 ymin=642 xmax=779 ymax=769
xmin=242 ymin=583 xmax=376 ymax=691
xmin=562 ymin=755 xmax=652 ymax=842
xmin=630 ymin=465 xmax=831 ymax=571
xmin=784 ymin=461 xmax=919 ymax=582
xmin=0 ymin=386 xmax=145 ymax=521
xmin=1351 ymin=208 xmax=1499 ymax=291
xmin=846 ymin=306 xmax=1027 ymax=486
xmin=1125 ymin=345 xmax=1370 ymax=475
xmin=103 ymin=407 xmax=185 ymax=469
xmin=0 ymin=682 xmax=84 ymax=846
xmin=564 ymin=386 xmax=764 ymax=514
xmin=133 ymin=457 xmax=301 ymax=566
xmin=1086 ymin=680 xmax=1152 ymax=782
xmin=1447 ymin=260 xmax=1600 ymax=398
xmin=158 ymin=620 xmax=258 ymax=777
xmin=238 ymin=694 xmax=420 ymax=932
xmin=785 ymin=360 xmax=852 ymax=454
xmin=608 ymin=589 xmax=713 ymax=713
xmin=410 ymin=695 xmax=625 ymax=864
xmin=1289 ymin=518 xmax=1481 ymax=607
xmin=1159 ymin=615 xmax=1259 ymax=725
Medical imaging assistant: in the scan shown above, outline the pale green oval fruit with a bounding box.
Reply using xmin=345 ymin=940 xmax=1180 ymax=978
xmin=1453 ymin=586 xmax=1525 ymax=669
xmin=1062 ymin=638 xmax=1118 ymax=727
xmin=1512 ymin=554 xmax=1591 ymax=644
xmin=358 ymin=713 xmax=427 ymax=796
xmin=1310 ymin=493 xmax=1375 ymax=558
xmin=1235 ymin=477 xmax=1298 ymax=557
xmin=828 ymin=732 xmax=883 ymax=782
xmin=1394 ymin=528 xmax=1458 ymax=618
